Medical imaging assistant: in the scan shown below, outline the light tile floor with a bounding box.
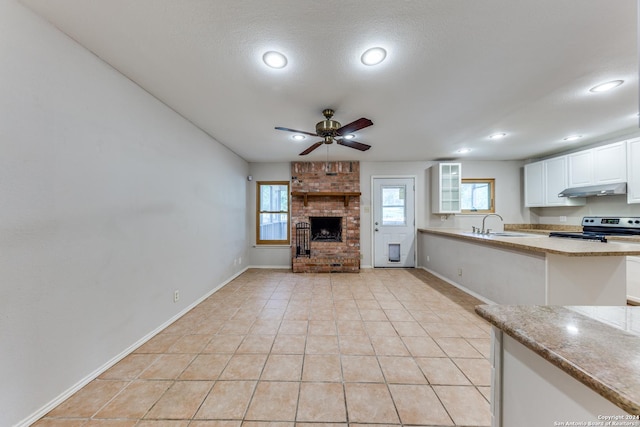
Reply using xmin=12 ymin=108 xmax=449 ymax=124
xmin=35 ymin=268 xmax=492 ymax=427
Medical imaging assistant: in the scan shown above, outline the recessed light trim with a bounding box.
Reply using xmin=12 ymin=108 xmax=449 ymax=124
xmin=563 ymin=135 xmax=582 ymax=141
xmin=456 ymin=148 xmax=471 ymax=154
xmin=589 ymin=80 xmax=623 ymax=93
xmin=489 ymin=132 xmax=507 ymax=140
xmin=361 ymin=47 xmax=387 ymax=66
xmin=263 ymin=51 xmax=288 ymax=69
xmin=292 ymin=134 xmax=306 ymax=141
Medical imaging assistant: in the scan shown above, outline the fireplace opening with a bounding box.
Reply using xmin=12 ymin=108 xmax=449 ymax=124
xmin=310 ymin=216 xmax=342 ymax=242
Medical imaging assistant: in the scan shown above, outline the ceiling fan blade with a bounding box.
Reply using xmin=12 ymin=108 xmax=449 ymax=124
xmin=336 ymin=118 xmax=373 ymax=136
xmin=337 ymin=139 xmax=371 ymax=152
xmin=275 ymin=126 xmax=318 ymax=137
xmin=299 ymin=141 xmax=324 ymax=155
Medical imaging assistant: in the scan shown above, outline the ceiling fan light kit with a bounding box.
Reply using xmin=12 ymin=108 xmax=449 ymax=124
xmin=276 ymin=108 xmax=374 ymax=156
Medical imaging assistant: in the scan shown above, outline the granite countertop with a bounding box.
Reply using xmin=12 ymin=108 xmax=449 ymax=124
xmin=475 ymin=305 xmax=640 ymax=415
xmin=505 ymin=224 xmax=640 ymax=244
xmin=418 ymin=227 xmax=640 ymax=256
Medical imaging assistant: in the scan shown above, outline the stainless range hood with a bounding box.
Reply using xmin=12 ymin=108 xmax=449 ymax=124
xmin=558 ymin=182 xmax=627 ymax=198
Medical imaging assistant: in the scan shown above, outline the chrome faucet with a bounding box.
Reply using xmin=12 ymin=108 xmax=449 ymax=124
xmin=481 ymin=213 xmax=503 ymax=234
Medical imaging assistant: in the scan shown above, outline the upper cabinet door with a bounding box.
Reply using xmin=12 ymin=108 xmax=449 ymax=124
xmin=544 ymin=156 xmax=571 ymax=206
xmin=568 ymin=141 xmax=627 ymax=188
xmin=593 ymin=141 xmax=627 ymax=184
xmin=524 ymin=161 xmax=544 ymax=207
xmin=628 ymin=138 xmax=640 ymax=204
xmin=431 ymin=162 xmax=461 ymax=214
xmin=568 ymin=150 xmax=594 ymax=187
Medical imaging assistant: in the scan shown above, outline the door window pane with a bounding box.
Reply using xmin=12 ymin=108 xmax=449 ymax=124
xmin=382 ymin=185 xmax=406 ymax=225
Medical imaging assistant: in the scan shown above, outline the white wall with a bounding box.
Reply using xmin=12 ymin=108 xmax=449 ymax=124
xmin=247 ymin=160 xmax=528 ymax=268
xmin=360 ymin=161 xmax=432 ymax=267
xmin=426 ymin=160 xmax=530 ymax=231
xmin=0 ymin=1 xmax=248 ymax=425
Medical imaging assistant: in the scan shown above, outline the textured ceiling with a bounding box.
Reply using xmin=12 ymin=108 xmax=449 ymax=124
xmin=20 ymin=0 xmax=639 ymax=162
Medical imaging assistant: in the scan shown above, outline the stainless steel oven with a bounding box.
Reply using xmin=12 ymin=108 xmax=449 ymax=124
xmin=549 ymin=216 xmax=640 ymax=243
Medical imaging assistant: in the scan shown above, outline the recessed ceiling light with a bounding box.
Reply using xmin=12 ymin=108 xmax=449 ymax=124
xmin=292 ymin=134 xmax=306 ymax=141
xmin=589 ymin=80 xmax=623 ymax=93
xmin=563 ymin=135 xmax=582 ymax=141
xmin=263 ymin=51 xmax=288 ymax=69
xmin=489 ymin=132 xmax=507 ymax=140
xmin=361 ymin=47 xmax=387 ymax=66
xmin=343 ymin=134 xmax=355 ymax=140
xmin=456 ymin=148 xmax=471 ymax=154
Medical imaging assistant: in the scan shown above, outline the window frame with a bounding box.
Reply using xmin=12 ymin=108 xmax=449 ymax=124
xmin=460 ymin=178 xmax=495 ymax=214
xmin=256 ymin=181 xmax=290 ymax=245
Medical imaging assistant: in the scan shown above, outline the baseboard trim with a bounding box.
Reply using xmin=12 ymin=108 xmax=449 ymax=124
xmin=16 ymin=267 xmax=250 ymax=427
xmin=246 ymin=265 xmax=292 ymax=269
xmin=418 ymin=266 xmax=496 ymax=305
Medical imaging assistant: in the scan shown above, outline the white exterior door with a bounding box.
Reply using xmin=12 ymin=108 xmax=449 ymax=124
xmin=373 ymin=177 xmax=415 ymax=267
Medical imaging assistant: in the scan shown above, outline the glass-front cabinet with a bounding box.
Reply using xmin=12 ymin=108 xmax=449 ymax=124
xmin=431 ymin=162 xmax=461 ymax=213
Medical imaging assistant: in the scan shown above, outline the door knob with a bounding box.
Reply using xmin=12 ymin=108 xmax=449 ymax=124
xmin=375 ymin=222 xmax=379 ymax=226
xmin=375 ymin=228 xmax=379 ymax=232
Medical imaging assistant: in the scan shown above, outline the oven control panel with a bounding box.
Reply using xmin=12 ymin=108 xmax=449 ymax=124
xmin=581 ymin=216 xmax=640 ymax=229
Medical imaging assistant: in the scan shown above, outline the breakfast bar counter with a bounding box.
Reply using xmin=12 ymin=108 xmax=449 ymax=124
xmin=418 ymin=227 xmax=640 ymax=256
xmin=417 ymin=228 xmax=640 ymax=305
xmin=475 ymin=305 xmax=640 ymax=426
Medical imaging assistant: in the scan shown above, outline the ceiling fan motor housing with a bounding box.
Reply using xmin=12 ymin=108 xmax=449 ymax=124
xmin=316 ymin=119 xmax=341 ymax=137
xmin=316 ymin=108 xmax=341 ymax=138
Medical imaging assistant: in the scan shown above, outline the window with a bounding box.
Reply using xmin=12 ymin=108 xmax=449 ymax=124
xmin=381 ymin=185 xmax=407 ymax=226
xmin=256 ymin=181 xmax=290 ymax=245
xmin=461 ymin=178 xmax=495 ymax=213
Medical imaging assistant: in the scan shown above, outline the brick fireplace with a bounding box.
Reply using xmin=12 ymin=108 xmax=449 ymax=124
xmin=291 ymin=161 xmax=360 ymax=273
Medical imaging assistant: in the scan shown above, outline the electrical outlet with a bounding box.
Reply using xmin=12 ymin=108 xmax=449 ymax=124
xmin=238 ymin=257 xmax=242 ymax=265
xmin=457 ymin=268 xmax=463 ymax=276
xmin=174 ymin=290 xmax=180 ymax=303
xmin=441 ymin=216 xmax=447 ymax=222
xmin=559 ymin=216 xmax=567 ymax=222
xmin=426 ymin=255 xmax=430 ymax=262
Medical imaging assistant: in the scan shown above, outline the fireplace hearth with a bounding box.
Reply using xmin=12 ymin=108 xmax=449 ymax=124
xmin=310 ymin=217 xmax=342 ymax=242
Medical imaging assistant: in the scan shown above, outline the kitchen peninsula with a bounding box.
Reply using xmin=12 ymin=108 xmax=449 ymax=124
xmin=476 ymin=305 xmax=640 ymax=425
xmin=418 ymin=228 xmax=640 ymax=305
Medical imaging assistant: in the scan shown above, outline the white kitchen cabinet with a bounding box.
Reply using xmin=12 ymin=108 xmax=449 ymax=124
xmin=431 ymin=162 xmax=461 ymax=214
xmin=594 ymin=141 xmax=627 ymax=184
xmin=567 ymin=150 xmax=594 ymax=187
xmin=524 ymin=161 xmax=544 ymax=207
xmin=544 ymin=156 xmax=584 ymax=206
xmin=524 ymin=157 xmax=585 ymax=207
xmin=568 ymin=141 xmax=627 ymax=187
xmin=627 ymin=137 xmax=640 ymax=204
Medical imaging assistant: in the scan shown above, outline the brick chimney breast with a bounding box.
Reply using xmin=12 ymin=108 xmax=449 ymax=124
xmin=291 ymin=161 xmax=360 ymax=273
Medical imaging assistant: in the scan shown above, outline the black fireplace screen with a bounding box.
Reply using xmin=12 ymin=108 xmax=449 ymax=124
xmin=310 ymin=216 xmax=342 ymax=242
xmin=295 ymin=222 xmax=310 ymax=257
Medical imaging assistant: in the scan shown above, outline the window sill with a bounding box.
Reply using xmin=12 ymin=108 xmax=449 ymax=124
xmin=253 ymin=244 xmax=292 ymax=248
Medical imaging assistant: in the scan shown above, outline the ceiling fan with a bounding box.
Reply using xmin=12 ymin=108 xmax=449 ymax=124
xmin=275 ymin=109 xmax=373 ymax=155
